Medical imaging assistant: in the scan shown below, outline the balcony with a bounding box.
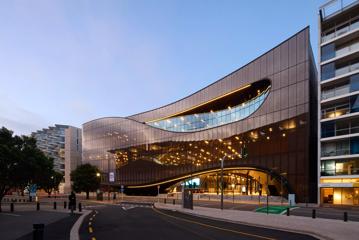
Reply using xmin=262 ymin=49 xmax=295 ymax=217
xmin=321 ymin=84 xmax=350 ymax=100
xmin=321 ymin=40 xmax=359 ymax=63
xmin=321 ymin=118 xmax=359 ymax=138
xmin=321 ymin=103 xmax=350 ymax=119
xmin=321 ymin=158 xmax=359 ymax=176
xmin=321 ymin=60 xmax=359 ymax=81
xmin=320 ymin=0 xmax=359 ymax=20
xmin=322 ymin=18 xmax=359 ymax=43
xmin=321 ymin=136 xmax=359 ymax=157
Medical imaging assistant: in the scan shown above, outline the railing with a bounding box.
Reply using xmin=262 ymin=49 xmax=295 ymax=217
xmin=321 ymin=103 xmax=350 ymax=119
xmin=320 ymin=0 xmax=359 ymax=20
xmin=321 ymin=147 xmax=350 ymax=157
xmin=322 ymin=61 xmax=359 ymax=81
xmin=321 ymin=167 xmax=359 ymax=176
xmin=321 ymin=84 xmax=350 ymax=100
xmin=321 ymin=15 xmax=359 ymax=43
xmin=336 ymin=61 xmax=359 ymax=76
xmin=322 ymin=125 xmax=359 ymax=138
xmin=322 ymin=40 xmax=359 ymax=62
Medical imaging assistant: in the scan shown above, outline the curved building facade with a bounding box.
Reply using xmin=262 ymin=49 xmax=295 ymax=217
xmin=82 ymin=27 xmax=318 ymax=202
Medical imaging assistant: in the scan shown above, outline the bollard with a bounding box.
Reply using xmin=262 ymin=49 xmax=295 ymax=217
xmin=33 ymin=223 xmax=44 ymax=240
xmin=344 ymin=212 xmax=348 ymax=222
xmin=173 ymin=199 xmax=175 ymax=205
xmin=64 ymin=201 xmax=67 ymax=209
xmin=53 ymin=202 xmax=56 ymax=210
xmin=36 ymin=202 xmax=40 ymax=211
xmin=10 ymin=203 xmax=14 ymax=212
xmin=78 ymin=203 xmax=82 ymax=212
xmin=312 ymin=209 xmax=316 ymax=219
xmin=286 ymin=208 xmax=290 ymax=216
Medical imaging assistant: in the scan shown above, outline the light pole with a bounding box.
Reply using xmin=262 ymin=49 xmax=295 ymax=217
xmin=220 ymin=156 xmax=226 ymax=210
xmin=266 ymin=172 xmax=269 ymax=214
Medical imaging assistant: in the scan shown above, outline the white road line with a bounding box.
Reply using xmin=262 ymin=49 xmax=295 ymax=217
xmin=0 ymin=213 xmax=21 ymax=217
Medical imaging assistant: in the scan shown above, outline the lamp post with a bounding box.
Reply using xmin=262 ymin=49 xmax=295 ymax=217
xmin=220 ymin=156 xmax=226 ymax=210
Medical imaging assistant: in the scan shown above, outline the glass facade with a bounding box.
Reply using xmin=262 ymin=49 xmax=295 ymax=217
xmin=82 ymin=28 xmax=318 ymax=202
xmin=147 ymin=82 xmax=270 ymax=132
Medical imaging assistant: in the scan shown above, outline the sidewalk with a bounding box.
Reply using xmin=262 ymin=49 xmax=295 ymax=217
xmin=155 ymin=203 xmax=359 ymax=240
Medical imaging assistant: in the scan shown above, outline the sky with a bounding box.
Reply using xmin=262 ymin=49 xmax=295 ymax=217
xmin=0 ymin=0 xmax=323 ymax=135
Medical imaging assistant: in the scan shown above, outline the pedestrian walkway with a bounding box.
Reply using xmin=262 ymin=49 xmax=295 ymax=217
xmin=155 ymin=203 xmax=359 ymax=240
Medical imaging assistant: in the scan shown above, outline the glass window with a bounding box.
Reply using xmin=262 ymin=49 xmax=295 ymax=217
xmin=350 ymin=74 xmax=359 ymax=92
xmin=351 ymin=137 xmax=359 ymax=155
xmin=321 ymin=121 xmax=335 ymax=138
xmin=321 ymin=63 xmax=335 ymax=81
xmin=321 ymin=160 xmax=335 ymax=176
xmin=351 ymin=95 xmax=359 ymax=113
xmin=336 ymin=120 xmax=349 ymax=136
xmin=321 ymin=43 xmax=335 ymax=62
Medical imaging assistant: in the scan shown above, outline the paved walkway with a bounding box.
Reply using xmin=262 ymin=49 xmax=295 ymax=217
xmin=155 ymin=203 xmax=359 ymax=240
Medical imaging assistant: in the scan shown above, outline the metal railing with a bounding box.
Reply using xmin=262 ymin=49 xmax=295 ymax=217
xmin=321 ymin=103 xmax=350 ymax=119
xmin=320 ymin=0 xmax=359 ymax=20
xmin=322 ymin=61 xmax=359 ymax=81
xmin=321 ymin=15 xmax=359 ymax=43
xmin=321 ymin=84 xmax=350 ymax=100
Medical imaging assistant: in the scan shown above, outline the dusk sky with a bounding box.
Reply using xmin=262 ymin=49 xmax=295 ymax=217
xmin=0 ymin=0 xmax=321 ymax=135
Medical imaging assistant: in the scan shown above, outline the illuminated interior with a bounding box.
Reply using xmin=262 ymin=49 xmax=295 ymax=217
xmin=146 ymin=79 xmax=271 ymax=132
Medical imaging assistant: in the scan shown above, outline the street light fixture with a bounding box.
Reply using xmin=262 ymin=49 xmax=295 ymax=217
xmin=220 ymin=155 xmax=235 ymax=210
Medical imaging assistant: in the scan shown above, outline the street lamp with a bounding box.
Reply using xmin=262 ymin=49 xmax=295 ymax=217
xmin=96 ymin=172 xmax=101 ymax=178
xmin=220 ymin=155 xmax=234 ymax=210
xmin=220 ymin=156 xmax=226 ymax=210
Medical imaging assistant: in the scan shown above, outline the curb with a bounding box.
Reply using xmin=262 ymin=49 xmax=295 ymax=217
xmin=70 ymin=209 xmax=92 ymax=240
xmin=154 ymin=204 xmax=332 ymax=240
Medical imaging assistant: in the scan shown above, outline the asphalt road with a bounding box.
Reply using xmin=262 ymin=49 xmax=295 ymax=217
xmin=79 ymin=204 xmax=318 ymax=240
xmin=0 ymin=210 xmax=79 ymax=240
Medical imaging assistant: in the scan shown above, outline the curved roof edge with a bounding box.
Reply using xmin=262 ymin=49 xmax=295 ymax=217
xmin=82 ymin=26 xmax=310 ymax=126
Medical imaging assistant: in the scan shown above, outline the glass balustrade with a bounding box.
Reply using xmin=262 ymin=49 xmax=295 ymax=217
xmin=322 ymin=16 xmax=359 ymax=43
xmin=147 ymin=87 xmax=270 ymax=132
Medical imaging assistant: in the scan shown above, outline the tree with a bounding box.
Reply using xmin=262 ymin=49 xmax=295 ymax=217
xmin=0 ymin=127 xmax=55 ymax=211
xmin=39 ymin=170 xmax=63 ymax=197
xmin=71 ymin=164 xmax=101 ymax=199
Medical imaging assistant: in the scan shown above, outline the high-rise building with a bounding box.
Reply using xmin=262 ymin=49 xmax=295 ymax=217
xmin=64 ymin=127 xmax=82 ymax=193
xmin=82 ymin=28 xmax=318 ymax=203
xmin=32 ymin=124 xmax=69 ymax=173
xmin=32 ymin=125 xmax=82 ymax=193
xmin=319 ymin=0 xmax=359 ymax=205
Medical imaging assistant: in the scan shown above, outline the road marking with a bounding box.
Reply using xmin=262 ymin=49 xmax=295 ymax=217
xmin=89 ymin=222 xmax=92 ymax=226
xmin=89 ymin=227 xmax=93 ymax=233
xmin=90 ymin=217 xmax=93 ymax=221
xmin=0 ymin=213 xmax=21 ymax=217
xmin=153 ymin=208 xmax=276 ymax=240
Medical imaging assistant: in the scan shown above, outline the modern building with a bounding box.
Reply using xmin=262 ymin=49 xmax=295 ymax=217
xmin=82 ymin=27 xmax=318 ymax=203
xmin=32 ymin=125 xmax=82 ymax=193
xmin=32 ymin=124 xmax=69 ymax=173
xmin=64 ymin=127 xmax=82 ymax=193
xmin=319 ymin=0 xmax=359 ymax=205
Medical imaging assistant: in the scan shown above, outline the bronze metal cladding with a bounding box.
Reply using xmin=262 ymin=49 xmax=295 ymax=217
xmin=82 ymin=27 xmax=318 ymax=202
